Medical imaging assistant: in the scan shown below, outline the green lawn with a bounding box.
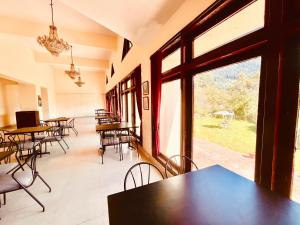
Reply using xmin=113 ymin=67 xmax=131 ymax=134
xmin=194 ymin=116 xmax=300 ymax=172
xmin=193 ymin=116 xmax=257 ymax=154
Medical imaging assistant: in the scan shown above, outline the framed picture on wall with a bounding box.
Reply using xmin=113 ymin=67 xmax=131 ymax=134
xmin=143 ymin=97 xmax=149 ymax=110
xmin=142 ymin=81 xmax=149 ymax=95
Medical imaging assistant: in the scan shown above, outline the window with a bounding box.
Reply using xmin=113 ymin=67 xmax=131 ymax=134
xmin=161 ymin=48 xmax=181 ymax=73
xmin=159 ymin=79 xmax=181 ymax=157
xmin=151 ymin=0 xmax=300 ymax=198
xmin=193 ymin=0 xmax=265 ymax=58
xmin=122 ymin=39 xmax=133 ymax=60
xmin=193 ymin=57 xmax=261 ymax=180
xmin=120 ymin=66 xmax=142 ymax=138
xmin=292 ymin=82 xmax=300 ymax=203
xmin=111 ymin=65 xmax=115 ymax=77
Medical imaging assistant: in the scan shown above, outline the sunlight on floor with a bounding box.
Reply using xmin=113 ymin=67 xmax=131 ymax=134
xmin=0 ymin=117 xmax=140 ymax=225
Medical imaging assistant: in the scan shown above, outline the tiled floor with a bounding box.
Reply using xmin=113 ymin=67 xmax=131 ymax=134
xmin=0 ymin=117 xmax=140 ymax=225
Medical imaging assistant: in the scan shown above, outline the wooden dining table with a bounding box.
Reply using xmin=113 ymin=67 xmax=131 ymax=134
xmin=6 ymin=126 xmax=52 ymax=142
xmin=108 ymin=165 xmax=300 ymax=225
xmin=44 ymin=117 xmax=69 ymax=127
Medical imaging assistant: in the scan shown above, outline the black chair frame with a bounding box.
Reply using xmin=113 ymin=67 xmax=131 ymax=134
xmin=124 ymin=162 xmax=164 ymax=191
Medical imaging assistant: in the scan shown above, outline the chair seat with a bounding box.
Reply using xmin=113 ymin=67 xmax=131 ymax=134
xmin=0 ymin=163 xmax=18 ymax=174
xmin=20 ymin=141 xmax=36 ymax=150
xmin=102 ymin=137 xmax=119 ymax=146
xmin=120 ymin=136 xmax=131 ymax=143
xmin=41 ymin=136 xmax=61 ymax=142
xmin=0 ymin=171 xmax=33 ymax=193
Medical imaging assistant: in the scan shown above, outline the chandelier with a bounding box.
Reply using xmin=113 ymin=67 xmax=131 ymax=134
xmin=75 ymin=76 xmax=85 ymax=87
xmin=37 ymin=0 xmax=70 ymax=56
xmin=65 ymin=45 xmax=80 ymax=79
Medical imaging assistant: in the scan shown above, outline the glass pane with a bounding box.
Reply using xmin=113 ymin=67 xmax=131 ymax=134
xmin=193 ymin=57 xmax=261 ymax=180
xmin=161 ymin=48 xmax=181 ymax=73
xmin=160 ymin=79 xmax=181 ymax=157
xmin=135 ymin=93 xmax=141 ymax=136
xmin=193 ymin=0 xmax=265 ymax=58
xmin=128 ymin=93 xmax=132 ymax=124
xmin=127 ymin=79 xmax=131 ymax=88
xmin=122 ymin=95 xmax=126 ymax=121
xmin=292 ymin=83 xmax=300 ymax=203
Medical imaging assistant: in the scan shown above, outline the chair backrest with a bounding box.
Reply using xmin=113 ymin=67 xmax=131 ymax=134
xmin=124 ymin=162 xmax=164 ymax=191
xmin=68 ymin=118 xmax=75 ymax=127
xmin=12 ymin=140 xmax=41 ymax=183
xmin=164 ymin=155 xmax=198 ymax=178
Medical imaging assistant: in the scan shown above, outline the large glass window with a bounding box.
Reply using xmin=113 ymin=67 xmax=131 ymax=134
xmin=159 ymin=79 xmax=181 ymax=157
xmin=193 ymin=57 xmax=261 ymax=180
xmin=135 ymin=93 xmax=141 ymax=136
xmin=292 ymin=84 xmax=300 ymax=203
xmin=161 ymin=48 xmax=181 ymax=73
xmin=193 ymin=0 xmax=265 ymax=58
xmin=128 ymin=93 xmax=132 ymax=124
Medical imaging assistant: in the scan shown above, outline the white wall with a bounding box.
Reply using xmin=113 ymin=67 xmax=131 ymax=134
xmin=0 ymin=35 xmax=56 ymax=125
xmin=54 ymin=68 xmax=106 ymax=117
xmin=105 ymin=0 xmax=215 ymax=154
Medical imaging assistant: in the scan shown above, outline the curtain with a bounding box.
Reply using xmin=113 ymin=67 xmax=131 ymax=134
xmin=117 ymin=84 xmax=122 ymax=120
xmin=151 ymin=55 xmax=162 ymax=156
xmin=105 ymin=93 xmax=110 ymax=112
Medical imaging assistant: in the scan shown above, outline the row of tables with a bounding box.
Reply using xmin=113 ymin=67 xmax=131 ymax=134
xmin=0 ymin=117 xmax=70 ymax=161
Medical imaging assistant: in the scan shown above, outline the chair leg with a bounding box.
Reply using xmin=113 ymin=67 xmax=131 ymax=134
xmin=57 ymin=141 xmax=66 ymax=154
xmin=37 ymin=173 xmax=51 ymax=192
xmin=72 ymin=127 xmax=78 ymax=136
xmin=62 ymin=138 xmax=69 ymax=149
xmin=18 ymin=183 xmax=45 ymax=212
xmin=3 ymin=193 xmax=6 ymax=205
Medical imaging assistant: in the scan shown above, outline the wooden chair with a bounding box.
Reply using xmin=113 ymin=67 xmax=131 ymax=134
xmin=164 ymin=155 xmax=198 ymax=178
xmin=124 ymin=162 xmax=164 ymax=191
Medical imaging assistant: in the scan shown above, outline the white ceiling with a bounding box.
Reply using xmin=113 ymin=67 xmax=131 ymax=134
xmin=0 ymin=0 xmax=186 ymax=71
xmin=0 ymin=0 xmax=115 ymax=35
xmin=58 ymin=0 xmax=185 ymax=43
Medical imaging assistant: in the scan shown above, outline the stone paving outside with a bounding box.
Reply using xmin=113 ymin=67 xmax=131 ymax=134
xmin=193 ymin=138 xmax=300 ymax=204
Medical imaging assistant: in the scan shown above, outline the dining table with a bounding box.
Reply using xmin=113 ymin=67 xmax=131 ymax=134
xmin=107 ymin=165 xmax=300 ymax=225
xmin=6 ymin=126 xmax=52 ymax=155
xmin=44 ymin=117 xmax=69 ymax=127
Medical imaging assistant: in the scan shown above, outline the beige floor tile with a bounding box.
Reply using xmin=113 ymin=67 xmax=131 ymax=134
xmin=0 ymin=117 xmax=140 ymax=225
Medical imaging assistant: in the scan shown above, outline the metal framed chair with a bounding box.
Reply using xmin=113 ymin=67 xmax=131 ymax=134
xmin=40 ymin=127 xmax=69 ymax=154
xmin=98 ymin=130 xmax=121 ymax=164
xmin=164 ymin=155 xmax=199 ymax=178
xmin=124 ymin=162 xmax=164 ymax=191
xmin=118 ymin=129 xmax=139 ymax=158
xmin=63 ymin=118 xmax=78 ymax=136
xmin=8 ymin=134 xmax=37 ymax=160
xmin=0 ymin=142 xmax=51 ymax=212
xmin=0 ymin=130 xmax=12 ymax=163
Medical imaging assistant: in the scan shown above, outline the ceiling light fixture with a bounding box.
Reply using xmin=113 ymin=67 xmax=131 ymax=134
xmin=65 ymin=45 xmax=80 ymax=79
xmin=75 ymin=74 xmax=85 ymax=87
xmin=37 ymin=0 xmax=70 ymax=56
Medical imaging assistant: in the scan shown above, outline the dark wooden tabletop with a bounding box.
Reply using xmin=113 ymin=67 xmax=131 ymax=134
xmin=7 ymin=126 xmax=52 ymax=135
xmin=108 ymin=165 xmax=300 ymax=225
xmin=44 ymin=117 xmax=69 ymax=122
xmin=0 ymin=150 xmax=15 ymax=161
xmin=96 ymin=122 xmax=138 ymax=132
